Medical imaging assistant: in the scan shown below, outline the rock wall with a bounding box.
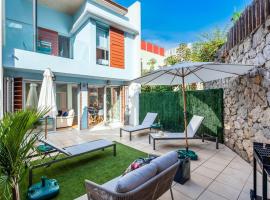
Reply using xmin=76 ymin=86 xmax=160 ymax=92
xmin=207 ymin=19 xmax=270 ymax=162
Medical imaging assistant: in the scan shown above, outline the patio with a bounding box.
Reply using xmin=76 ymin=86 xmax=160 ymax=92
xmin=46 ymin=127 xmax=269 ymax=200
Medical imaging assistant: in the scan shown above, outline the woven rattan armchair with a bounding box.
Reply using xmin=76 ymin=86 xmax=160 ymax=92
xmin=85 ymin=160 xmax=179 ymax=200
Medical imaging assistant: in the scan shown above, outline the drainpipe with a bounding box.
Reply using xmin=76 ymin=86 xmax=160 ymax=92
xmin=0 ymin=0 xmax=3 ymax=118
xmin=33 ymin=0 xmax=37 ymax=51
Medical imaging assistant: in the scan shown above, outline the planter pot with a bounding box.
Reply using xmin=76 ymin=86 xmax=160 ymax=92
xmin=174 ymin=157 xmax=190 ymax=184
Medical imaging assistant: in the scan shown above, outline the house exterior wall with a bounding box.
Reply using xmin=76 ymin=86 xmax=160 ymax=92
xmin=141 ymin=40 xmax=165 ymax=71
xmin=2 ymin=0 xmax=141 ymax=127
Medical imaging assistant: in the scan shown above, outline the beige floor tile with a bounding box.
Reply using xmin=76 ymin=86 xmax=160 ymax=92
xmin=159 ymin=189 xmax=192 ymax=200
xmin=238 ymin=191 xmax=250 ymax=200
xmin=74 ymin=194 xmax=87 ymax=200
xmin=190 ymin=162 xmax=200 ymax=172
xmin=201 ymin=160 xmax=227 ymax=172
xmin=197 ymin=190 xmax=228 ymax=200
xmin=194 ymin=166 xmax=220 ymax=180
xmin=173 ymin=173 xmax=212 ymax=199
xmin=215 ymin=173 xmax=247 ymax=190
xmin=208 ymin=180 xmax=241 ymax=200
xmin=48 ymin=127 xmax=261 ymax=200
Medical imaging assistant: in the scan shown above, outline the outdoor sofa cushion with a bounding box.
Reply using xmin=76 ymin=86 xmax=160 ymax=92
xmin=151 ymin=151 xmax=178 ymax=173
xmin=102 ymin=177 xmax=120 ymax=191
xmin=116 ymin=163 xmax=157 ymax=193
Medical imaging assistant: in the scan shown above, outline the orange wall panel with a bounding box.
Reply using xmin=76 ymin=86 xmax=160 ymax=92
xmin=147 ymin=42 xmax=153 ymax=52
xmin=110 ymin=27 xmax=125 ymax=69
xmin=141 ymin=40 xmax=146 ymax=50
xmin=153 ymin=45 xmax=159 ymax=54
xmin=159 ymin=48 xmax=165 ymax=56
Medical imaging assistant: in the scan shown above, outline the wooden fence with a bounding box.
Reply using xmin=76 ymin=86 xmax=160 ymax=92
xmin=225 ymin=0 xmax=270 ymax=51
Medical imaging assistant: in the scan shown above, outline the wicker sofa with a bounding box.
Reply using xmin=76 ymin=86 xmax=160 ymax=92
xmin=85 ymin=151 xmax=179 ymax=200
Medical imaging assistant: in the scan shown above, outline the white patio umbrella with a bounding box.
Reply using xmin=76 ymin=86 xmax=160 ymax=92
xmin=132 ymin=62 xmax=255 ymax=152
xmin=26 ymin=83 xmax=38 ymax=109
xmin=38 ymin=68 xmax=58 ymax=138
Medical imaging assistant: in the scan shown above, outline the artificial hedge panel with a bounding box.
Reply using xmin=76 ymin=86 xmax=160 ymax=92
xmin=139 ymin=89 xmax=224 ymax=142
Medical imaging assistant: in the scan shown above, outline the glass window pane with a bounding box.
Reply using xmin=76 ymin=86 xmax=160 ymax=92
xmin=96 ymin=27 xmax=108 ymax=49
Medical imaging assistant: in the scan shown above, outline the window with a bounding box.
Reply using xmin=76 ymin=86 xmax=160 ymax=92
xmin=96 ymin=26 xmax=109 ymax=66
xmin=58 ymin=35 xmax=70 ymax=58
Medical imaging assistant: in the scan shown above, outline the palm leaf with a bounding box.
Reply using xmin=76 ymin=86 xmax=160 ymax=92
xmin=0 ymin=108 xmax=48 ymax=199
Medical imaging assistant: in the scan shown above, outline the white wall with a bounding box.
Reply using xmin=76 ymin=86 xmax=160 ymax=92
xmin=126 ymin=1 xmax=141 ymax=126
xmin=141 ymin=50 xmax=165 ymax=70
xmin=73 ymin=20 xmax=92 ymax=64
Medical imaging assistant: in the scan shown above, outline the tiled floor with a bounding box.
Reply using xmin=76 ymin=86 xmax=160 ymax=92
xmin=48 ymin=127 xmax=269 ymax=200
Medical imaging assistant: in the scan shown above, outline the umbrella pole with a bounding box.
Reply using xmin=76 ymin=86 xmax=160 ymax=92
xmin=45 ymin=116 xmax=48 ymax=139
xmin=181 ymin=74 xmax=188 ymax=151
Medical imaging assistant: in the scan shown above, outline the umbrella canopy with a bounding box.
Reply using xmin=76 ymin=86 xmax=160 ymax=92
xmin=38 ymin=68 xmax=58 ymax=138
xmin=26 ymin=83 xmax=38 ymax=109
xmin=133 ymin=62 xmax=254 ymax=85
xmin=38 ymin=68 xmax=58 ymax=117
xmin=132 ymin=62 xmax=255 ymax=152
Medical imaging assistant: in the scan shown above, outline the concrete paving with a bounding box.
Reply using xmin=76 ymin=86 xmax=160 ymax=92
xmin=46 ymin=127 xmax=269 ymax=200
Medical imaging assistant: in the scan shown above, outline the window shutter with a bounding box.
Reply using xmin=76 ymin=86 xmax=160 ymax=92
xmin=110 ymin=27 xmax=125 ymax=69
xmin=14 ymin=77 xmax=23 ymax=111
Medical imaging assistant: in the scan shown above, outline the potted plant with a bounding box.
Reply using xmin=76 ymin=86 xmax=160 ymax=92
xmin=0 ymin=109 xmax=47 ymax=200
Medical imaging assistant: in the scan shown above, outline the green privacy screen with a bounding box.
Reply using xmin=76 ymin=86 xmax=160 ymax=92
xmin=139 ymin=89 xmax=224 ymax=142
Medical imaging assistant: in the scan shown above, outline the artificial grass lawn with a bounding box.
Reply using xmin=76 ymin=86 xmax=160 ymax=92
xmin=20 ymin=142 xmax=147 ymax=200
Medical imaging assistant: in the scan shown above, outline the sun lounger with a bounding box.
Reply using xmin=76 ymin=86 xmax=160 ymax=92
xmin=120 ymin=112 xmax=158 ymax=141
xmin=149 ymin=115 xmax=218 ymax=150
xmin=29 ymin=139 xmax=116 ymax=186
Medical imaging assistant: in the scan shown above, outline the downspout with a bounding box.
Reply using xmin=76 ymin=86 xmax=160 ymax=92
xmin=0 ymin=0 xmax=4 ymax=118
xmin=33 ymin=0 xmax=37 ymax=51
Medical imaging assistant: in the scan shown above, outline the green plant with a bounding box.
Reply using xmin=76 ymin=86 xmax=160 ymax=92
xmin=191 ymin=28 xmax=226 ymax=62
xmin=164 ymin=55 xmax=179 ymax=66
xmin=0 ymin=109 xmax=47 ymax=200
xmin=147 ymin=58 xmax=157 ymax=71
xmin=141 ymin=85 xmax=174 ymax=93
xmin=177 ymin=43 xmax=192 ymax=62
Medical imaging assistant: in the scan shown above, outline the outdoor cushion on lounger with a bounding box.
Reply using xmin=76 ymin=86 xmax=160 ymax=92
xmin=40 ymin=139 xmax=114 ymax=156
xmin=120 ymin=112 xmax=158 ymax=141
xmin=149 ymin=115 xmax=205 ymax=150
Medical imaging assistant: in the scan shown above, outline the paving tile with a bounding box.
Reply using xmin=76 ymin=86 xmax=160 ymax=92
xmin=190 ymin=162 xmax=200 ymax=172
xmin=173 ymin=172 xmax=212 ymax=199
xmin=215 ymin=173 xmax=246 ymax=190
xmin=201 ymin=160 xmax=227 ymax=172
xmin=238 ymin=191 xmax=250 ymax=200
xmin=197 ymin=190 xmax=228 ymax=200
xmin=49 ymin=126 xmax=261 ymax=200
xmin=159 ymin=189 xmax=192 ymax=200
xmin=74 ymin=194 xmax=87 ymax=200
xmin=208 ymin=180 xmax=241 ymax=200
xmin=194 ymin=166 xmax=220 ymax=180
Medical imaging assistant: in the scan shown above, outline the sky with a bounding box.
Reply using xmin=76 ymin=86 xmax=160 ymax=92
xmin=115 ymin=0 xmax=252 ymax=49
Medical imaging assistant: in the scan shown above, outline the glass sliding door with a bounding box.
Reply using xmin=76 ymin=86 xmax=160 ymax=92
xmin=55 ymin=83 xmax=78 ymax=128
xmin=106 ymin=87 xmax=121 ymax=122
xmin=88 ymin=87 xmax=105 ymax=127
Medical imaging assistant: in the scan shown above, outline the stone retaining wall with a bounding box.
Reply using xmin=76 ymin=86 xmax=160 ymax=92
xmin=207 ymin=18 xmax=270 ymax=162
